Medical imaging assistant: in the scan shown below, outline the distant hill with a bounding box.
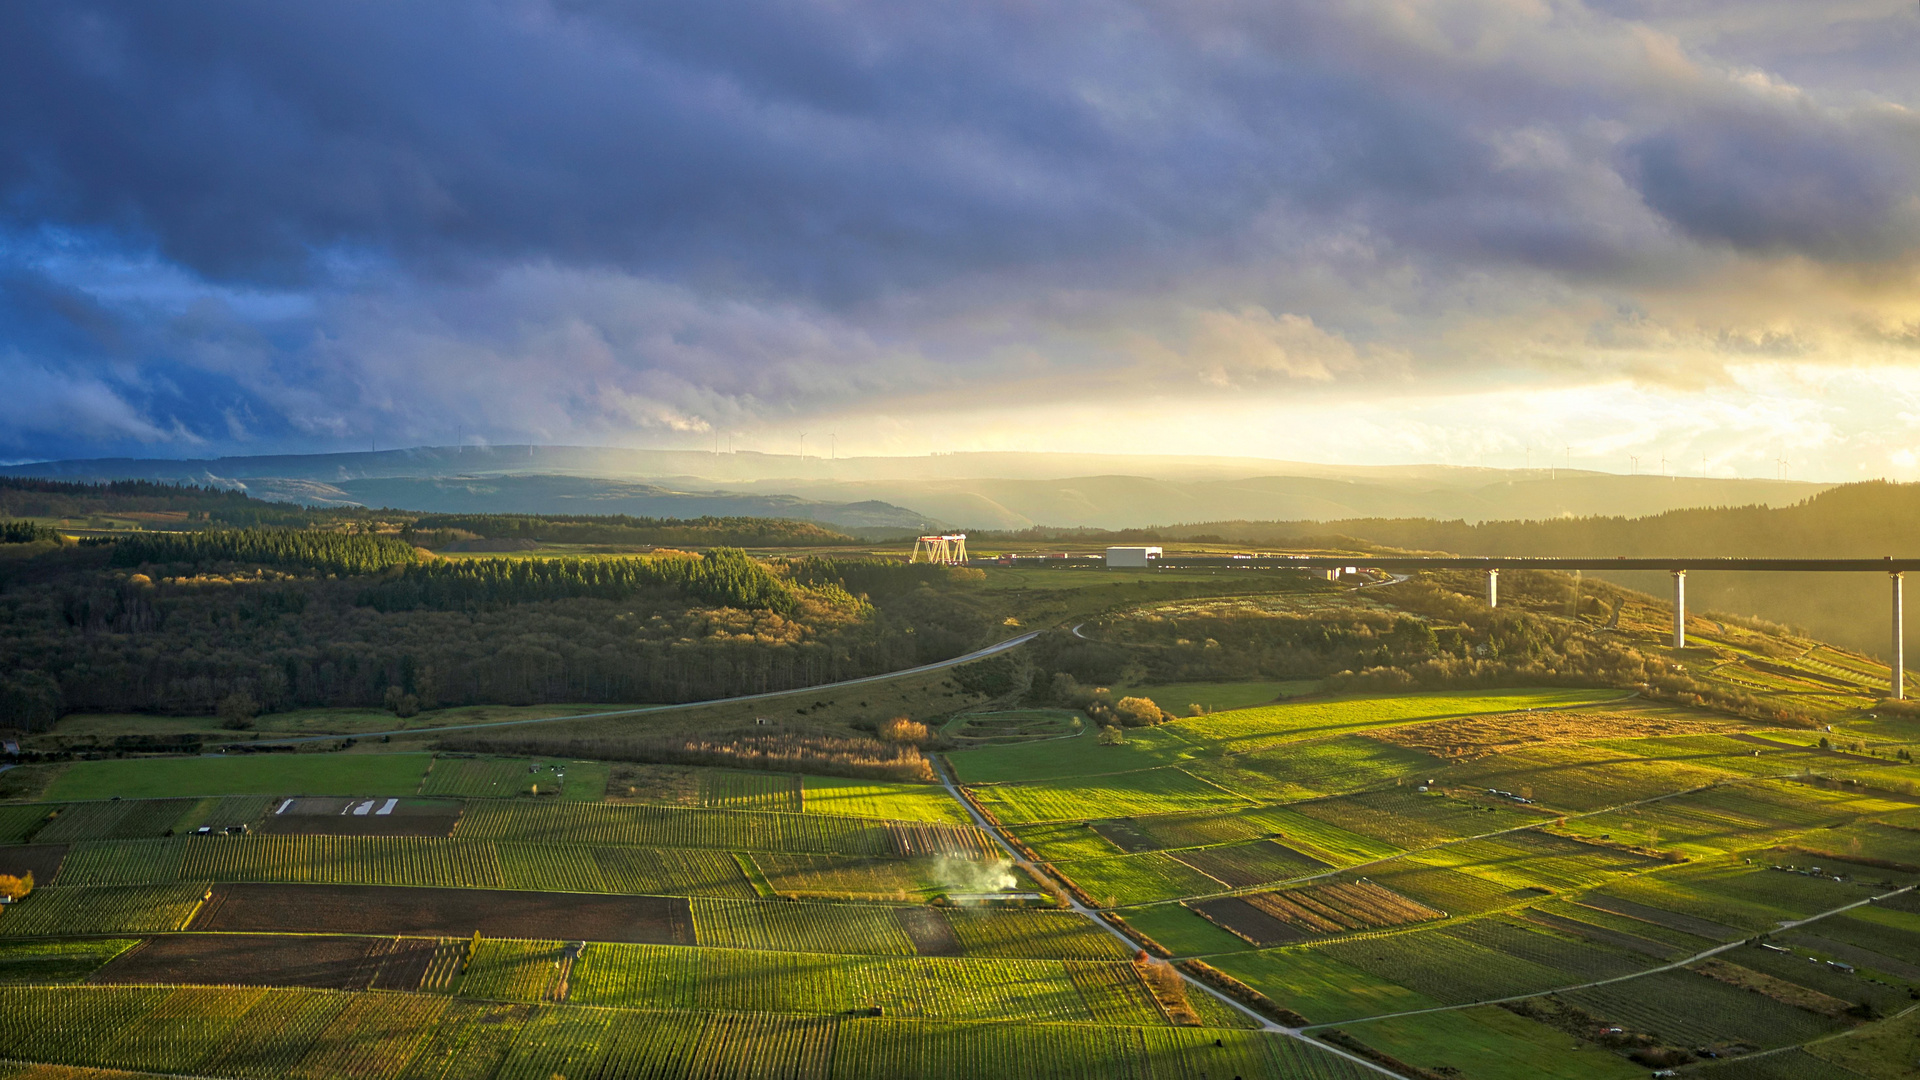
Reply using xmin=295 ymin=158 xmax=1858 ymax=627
xmin=0 ymin=445 xmax=1826 ymax=529
xmin=1124 ymin=481 xmax=1920 ymax=661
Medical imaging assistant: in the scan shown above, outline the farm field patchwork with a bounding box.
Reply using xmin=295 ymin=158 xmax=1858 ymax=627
xmin=10 ymin=675 xmax=1920 ymax=1075
xmin=1191 ymin=881 xmax=1444 ymax=946
xmin=0 ymin=983 xmax=1372 ymax=1080
xmin=453 ymin=799 xmax=992 ymax=856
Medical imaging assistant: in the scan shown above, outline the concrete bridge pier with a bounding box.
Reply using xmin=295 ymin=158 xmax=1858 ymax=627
xmin=1671 ymin=570 xmax=1686 ymax=649
xmin=1894 ymin=571 xmax=1905 ymax=701
xmin=1486 ymin=569 xmax=1499 ymax=609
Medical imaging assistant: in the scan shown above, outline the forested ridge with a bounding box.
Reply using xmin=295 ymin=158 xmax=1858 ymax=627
xmin=408 ymin=513 xmax=852 ymax=547
xmin=0 ymin=529 xmax=995 ymax=728
xmin=0 ymin=477 xmax=359 ymax=528
xmin=0 ymin=477 xmax=862 ymax=550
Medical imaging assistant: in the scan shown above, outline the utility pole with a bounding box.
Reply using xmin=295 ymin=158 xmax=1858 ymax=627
xmin=830 ymin=433 xmax=837 ymax=461
xmin=799 ymin=433 xmax=807 ymax=460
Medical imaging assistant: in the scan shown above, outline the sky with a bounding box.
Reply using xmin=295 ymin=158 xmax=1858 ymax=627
xmin=6 ymin=0 xmax=1920 ymax=481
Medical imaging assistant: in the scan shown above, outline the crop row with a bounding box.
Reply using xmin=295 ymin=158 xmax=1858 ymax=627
xmin=1168 ymin=839 xmax=1327 ymax=890
xmin=687 ymin=897 xmax=919 ymax=955
xmin=1241 ymin=881 xmax=1442 ymax=936
xmin=1187 ymin=737 xmax=1431 ymax=803
xmin=32 ymin=796 xmax=256 ymax=845
xmin=1317 ymin=926 xmax=1569 ymax=1005
xmin=1287 ymin=789 xmax=1544 ymax=849
xmin=463 ymin=940 xmax=1169 ymax=1025
xmin=420 ymin=757 xmax=543 ymax=799
xmin=1054 ymin=852 xmax=1225 ymax=907
xmin=698 ymin=769 xmax=803 ymax=812
xmin=455 ymin=800 xmax=991 ymax=857
xmin=968 ymin=768 xmax=1252 ymax=825
xmin=0 ymin=883 xmax=209 ymax=937
xmin=1561 ymin=968 xmax=1843 ymax=1050
xmin=939 ymin=908 xmax=1133 ymax=960
xmin=749 ymin=853 xmax=929 ymax=900
xmin=52 ymin=837 xmax=761 ymax=897
xmin=0 ymin=985 xmax=1361 ymax=1080
xmin=0 ymin=939 xmax=142 ymax=984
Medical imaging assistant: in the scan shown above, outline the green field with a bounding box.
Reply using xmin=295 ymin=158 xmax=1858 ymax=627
xmin=40 ymin=753 xmax=434 ymax=801
xmin=948 ymin=688 xmax=1627 ymax=785
xmin=968 ymin=767 xmax=1253 ymax=824
xmin=1343 ymin=1005 xmax=1645 ymax=1080
xmin=801 ymin=775 xmax=970 ymax=824
xmin=1121 ymin=680 xmax=1322 ymax=714
xmin=1116 ymin=903 xmax=1253 ymax=956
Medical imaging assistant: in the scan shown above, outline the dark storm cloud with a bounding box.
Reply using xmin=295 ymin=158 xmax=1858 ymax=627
xmin=0 ymin=0 xmax=1677 ymax=294
xmin=1625 ymin=104 xmax=1920 ymax=260
xmin=3 ymin=0 xmax=1920 ymax=458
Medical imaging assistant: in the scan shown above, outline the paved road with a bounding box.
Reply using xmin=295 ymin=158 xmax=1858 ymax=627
xmin=236 ymin=630 xmax=1041 ymax=747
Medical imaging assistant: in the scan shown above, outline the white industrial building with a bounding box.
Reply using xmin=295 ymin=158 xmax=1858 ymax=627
xmin=1105 ymin=546 xmax=1162 ymax=568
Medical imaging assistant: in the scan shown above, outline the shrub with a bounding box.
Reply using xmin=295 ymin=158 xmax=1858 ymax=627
xmin=383 ymin=686 xmax=421 ymax=718
xmin=1097 ymin=725 xmax=1127 ymax=746
xmin=216 ymin=690 xmax=258 ymax=731
xmin=879 ymin=717 xmax=930 ymax=745
xmin=1133 ymin=952 xmax=1200 ymax=1024
xmin=1114 ymin=696 xmax=1168 ymax=727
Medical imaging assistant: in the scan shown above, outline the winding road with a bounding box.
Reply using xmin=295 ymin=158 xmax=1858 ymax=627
xmin=235 ymin=630 xmax=1042 ymax=747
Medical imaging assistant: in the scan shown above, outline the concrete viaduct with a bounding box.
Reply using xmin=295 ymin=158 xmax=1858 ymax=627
xmin=1016 ymin=554 xmax=1920 ymax=700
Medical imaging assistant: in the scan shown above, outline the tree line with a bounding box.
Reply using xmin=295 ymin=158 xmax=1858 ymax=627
xmin=1 ymin=520 xmax=60 ymax=544
xmin=358 ymin=548 xmax=815 ymax=614
xmin=96 ymin=529 xmax=420 ymax=576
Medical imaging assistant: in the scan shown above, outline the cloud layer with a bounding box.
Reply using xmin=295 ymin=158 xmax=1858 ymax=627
xmin=5 ymin=0 xmax=1920 ymax=477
